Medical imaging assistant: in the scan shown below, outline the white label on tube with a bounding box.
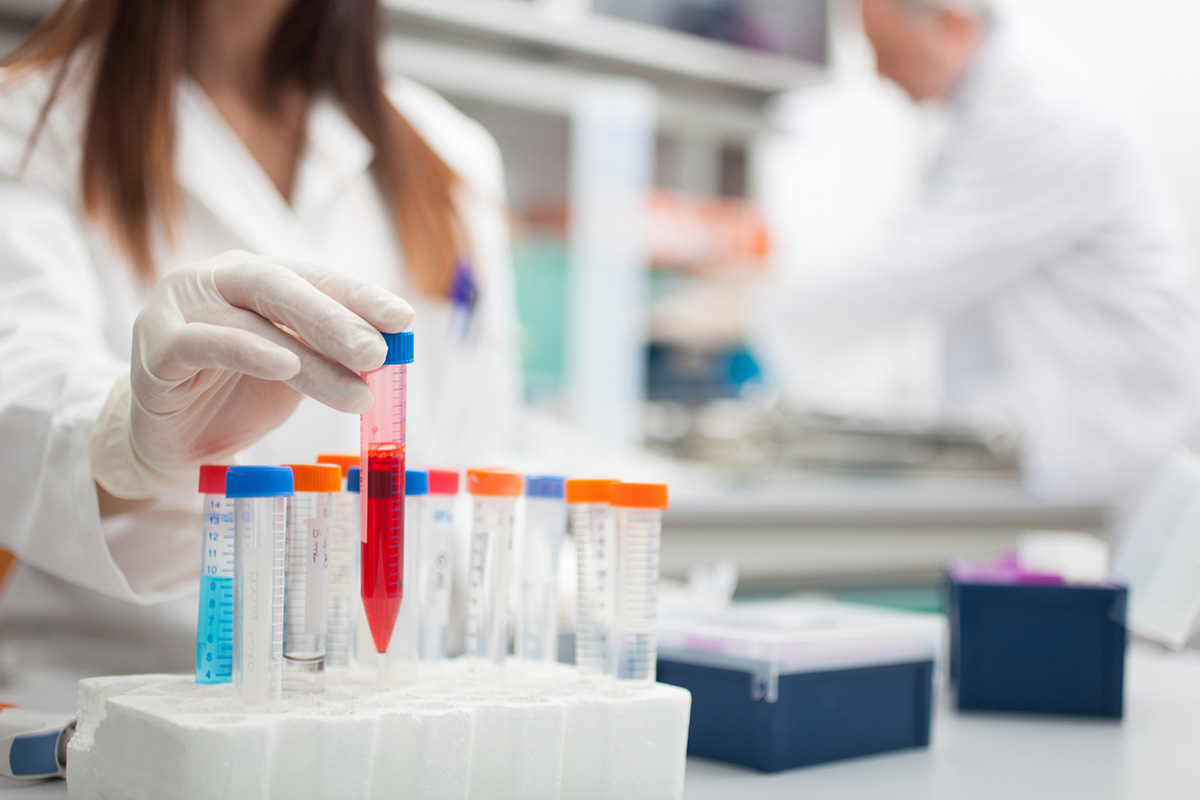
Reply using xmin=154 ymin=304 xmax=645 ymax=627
xmin=430 ymin=517 xmax=453 ymax=611
xmin=305 ymin=518 xmax=330 ymax=635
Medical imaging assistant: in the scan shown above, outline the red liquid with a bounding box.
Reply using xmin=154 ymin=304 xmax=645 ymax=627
xmin=361 ymin=444 xmax=405 ymax=653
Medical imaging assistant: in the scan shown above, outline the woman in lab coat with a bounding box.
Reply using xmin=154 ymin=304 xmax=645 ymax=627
xmin=758 ymin=0 xmax=1200 ymax=501
xmin=0 ymin=0 xmax=520 ymax=678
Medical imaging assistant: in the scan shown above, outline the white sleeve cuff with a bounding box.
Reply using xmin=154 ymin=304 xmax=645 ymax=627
xmin=88 ymin=374 xmax=197 ymax=500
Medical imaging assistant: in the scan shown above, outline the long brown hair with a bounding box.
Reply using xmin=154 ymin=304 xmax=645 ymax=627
xmin=1 ymin=0 xmax=463 ymax=296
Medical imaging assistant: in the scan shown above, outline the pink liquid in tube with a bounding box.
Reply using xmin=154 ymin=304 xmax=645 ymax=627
xmin=362 ymin=444 xmax=404 ymax=652
xmin=360 ymin=331 xmax=413 ymax=657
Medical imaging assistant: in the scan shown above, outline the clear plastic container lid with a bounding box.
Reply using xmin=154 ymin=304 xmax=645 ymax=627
xmin=658 ymin=599 xmax=946 ymax=702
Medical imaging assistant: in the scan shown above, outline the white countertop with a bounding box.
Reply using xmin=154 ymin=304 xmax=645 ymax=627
xmin=684 ymin=643 xmax=1200 ymax=800
xmin=3 ymin=644 xmax=1197 ymax=800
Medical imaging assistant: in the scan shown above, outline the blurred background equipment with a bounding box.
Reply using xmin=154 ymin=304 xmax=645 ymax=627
xmin=657 ymin=598 xmax=944 ymax=771
xmin=945 ymin=553 xmax=1128 ymax=719
xmin=369 ymin=0 xmax=827 ymax=447
xmin=592 ymin=0 xmax=829 ymax=63
xmin=0 ymin=0 xmax=1189 ymax=619
xmin=1114 ymin=453 xmax=1200 ymax=650
xmin=645 ymin=400 xmax=1021 ymax=477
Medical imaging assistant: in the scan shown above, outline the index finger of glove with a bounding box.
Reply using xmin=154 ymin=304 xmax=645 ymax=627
xmin=276 ymin=258 xmax=415 ymax=334
xmin=211 ymin=256 xmax=388 ymax=374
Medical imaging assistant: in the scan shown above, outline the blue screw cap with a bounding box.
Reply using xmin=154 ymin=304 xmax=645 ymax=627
xmin=225 ymin=466 xmax=294 ymax=499
xmin=347 ymin=467 xmax=361 ymax=494
xmin=383 ymin=331 xmax=414 ymax=365
xmin=526 ymin=475 xmax=566 ymax=500
xmin=405 ymin=470 xmax=429 ymax=496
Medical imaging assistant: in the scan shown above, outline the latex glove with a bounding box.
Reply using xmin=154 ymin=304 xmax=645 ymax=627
xmin=90 ymin=251 xmax=414 ymax=499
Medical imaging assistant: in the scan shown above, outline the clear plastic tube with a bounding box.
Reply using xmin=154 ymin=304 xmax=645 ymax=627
xmin=572 ymin=500 xmax=617 ymax=676
xmin=360 ymin=331 xmax=412 ymax=684
xmin=613 ymin=507 xmax=661 ymax=682
xmin=229 ymin=466 xmax=292 ymax=705
xmin=325 ymin=486 xmax=357 ymax=668
xmin=284 ymin=488 xmax=332 ymax=692
xmin=420 ymin=473 xmax=458 ymax=660
xmin=380 ymin=470 xmax=424 ymax=684
xmin=611 ymin=483 xmax=668 ymax=684
xmin=517 ymin=477 xmax=567 ymax=662
xmin=467 ymin=498 xmax=516 ymax=666
xmin=569 ymin=479 xmax=619 ymax=677
xmin=196 ymin=466 xmax=235 ymax=684
xmin=348 ymin=468 xmax=376 ymax=667
xmin=466 ymin=469 xmax=523 ymax=670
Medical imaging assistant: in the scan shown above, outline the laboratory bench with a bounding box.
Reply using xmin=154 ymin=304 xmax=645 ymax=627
xmin=2 ymin=643 xmax=1196 ymax=799
xmin=683 ymin=642 xmax=1200 ymax=800
xmin=662 ymin=477 xmax=1113 ymax=589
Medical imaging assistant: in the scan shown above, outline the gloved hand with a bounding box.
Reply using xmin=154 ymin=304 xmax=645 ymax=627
xmin=90 ymin=251 xmax=414 ymax=499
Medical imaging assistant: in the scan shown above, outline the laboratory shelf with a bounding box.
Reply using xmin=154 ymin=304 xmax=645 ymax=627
xmin=668 ymin=478 xmax=1109 ymax=528
xmin=0 ymin=0 xmax=825 ymax=136
xmin=382 ymin=37 xmax=779 ymax=139
xmin=0 ymin=0 xmax=826 ymax=96
xmin=379 ymin=0 xmax=826 ymax=137
xmin=382 ymin=0 xmax=825 ymax=98
xmin=661 ymin=477 xmax=1112 ymax=588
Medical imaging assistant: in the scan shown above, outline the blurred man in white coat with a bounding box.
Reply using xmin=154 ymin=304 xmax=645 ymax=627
xmin=757 ymin=0 xmax=1200 ymax=500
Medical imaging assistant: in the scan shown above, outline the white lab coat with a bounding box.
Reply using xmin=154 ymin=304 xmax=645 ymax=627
xmin=756 ymin=18 xmax=1200 ymax=501
xmin=0 ymin=66 xmax=521 ymax=678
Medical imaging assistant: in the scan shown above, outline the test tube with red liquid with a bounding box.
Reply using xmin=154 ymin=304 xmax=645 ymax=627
xmin=360 ymin=330 xmax=414 ymax=682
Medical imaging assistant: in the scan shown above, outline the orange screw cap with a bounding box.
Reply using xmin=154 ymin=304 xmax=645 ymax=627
xmin=565 ymin=479 xmax=618 ymax=504
xmin=466 ymin=468 xmax=524 ymax=497
xmin=610 ymin=482 xmax=669 ymax=510
xmin=283 ymin=464 xmax=343 ymax=493
xmin=316 ymin=454 xmax=359 ymax=477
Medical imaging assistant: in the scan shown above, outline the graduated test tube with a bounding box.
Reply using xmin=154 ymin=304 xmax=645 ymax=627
xmin=195 ymin=465 xmax=234 ymax=684
xmin=466 ymin=468 xmax=523 ymax=668
xmin=228 ymin=466 xmax=291 ymax=704
xmin=517 ymin=476 xmax=568 ymax=662
xmin=377 ymin=469 xmax=426 ymax=683
xmin=281 ymin=464 xmax=339 ymax=692
xmin=420 ymin=469 xmax=459 ymax=659
xmin=360 ymin=330 xmax=413 ymax=681
xmin=317 ymin=455 xmax=358 ymax=668
xmin=611 ymin=482 xmax=669 ymax=683
xmin=568 ymin=479 xmax=617 ymax=677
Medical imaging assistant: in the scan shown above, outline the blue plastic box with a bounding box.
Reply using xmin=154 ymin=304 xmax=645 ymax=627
xmin=656 ymin=600 xmax=944 ymax=772
xmin=946 ymin=567 xmax=1128 ymax=719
